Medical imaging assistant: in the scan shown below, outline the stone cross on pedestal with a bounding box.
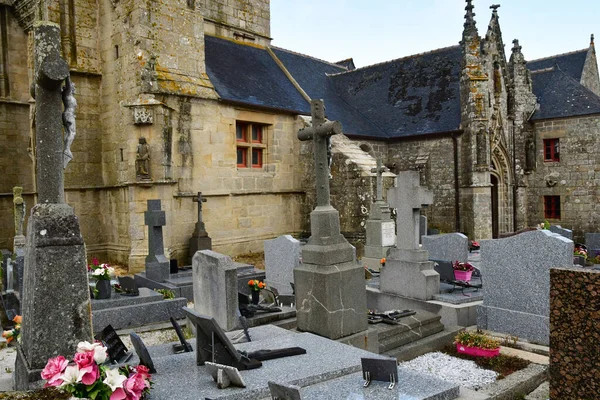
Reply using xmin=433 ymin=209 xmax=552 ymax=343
xmin=145 ymin=199 xmax=170 ymax=282
xmin=298 ymin=99 xmax=342 ymax=208
xmin=371 ymin=158 xmax=386 ymax=202
xmin=189 ymin=192 xmax=212 ymax=263
xmin=387 ymin=171 xmax=433 ymax=250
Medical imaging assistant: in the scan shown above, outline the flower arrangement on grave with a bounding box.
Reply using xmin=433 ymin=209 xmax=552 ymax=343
xmin=2 ymin=315 xmax=21 ymax=345
xmin=88 ymin=257 xmax=115 ymax=281
xmin=452 ymin=261 xmax=475 ymax=272
xmin=574 ymin=245 xmax=588 ymax=259
xmin=248 ymin=279 xmax=266 ymax=292
xmin=454 ymin=330 xmax=501 ymax=357
xmin=537 ymin=220 xmax=551 ymax=230
xmin=380 ymin=258 xmax=386 ymax=267
xmin=41 ymin=340 xmax=152 ymax=400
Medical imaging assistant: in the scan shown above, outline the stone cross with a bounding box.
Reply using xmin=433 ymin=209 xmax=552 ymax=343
xmin=144 ymin=199 xmax=170 ymax=282
xmin=13 ymin=187 xmax=25 ymax=236
xmin=371 ymin=158 xmax=386 ymax=202
xmin=193 ymin=192 xmax=207 ymax=232
xmin=33 ymin=22 xmax=70 ymax=204
xmin=297 ymin=99 xmax=342 ymax=207
xmin=387 ymin=171 xmax=433 ymax=250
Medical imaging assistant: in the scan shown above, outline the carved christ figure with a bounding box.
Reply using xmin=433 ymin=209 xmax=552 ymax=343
xmin=62 ymin=76 xmax=77 ymax=169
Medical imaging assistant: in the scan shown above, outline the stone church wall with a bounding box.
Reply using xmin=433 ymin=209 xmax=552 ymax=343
xmin=199 ymin=0 xmax=271 ymax=43
xmin=528 ymin=115 xmax=600 ymax=241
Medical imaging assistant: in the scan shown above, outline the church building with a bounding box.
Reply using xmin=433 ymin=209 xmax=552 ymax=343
xmin=1 ymin=0 xmax=599 ymax=270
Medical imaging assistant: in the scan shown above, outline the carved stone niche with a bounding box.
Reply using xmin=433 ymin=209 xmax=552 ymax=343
xmin=133 ymin=106 xmax=153 ymax=125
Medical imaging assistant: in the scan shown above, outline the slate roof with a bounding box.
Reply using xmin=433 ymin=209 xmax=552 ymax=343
xmin=530 ymin=67 xmax=600 ymax=121
xmin=329 ymin=46 xmax=463 ymax=138
xmin=204 ymin=36 xmax=310 ymax=114
xmin=527 ymin=49 xmax=588 ymax=81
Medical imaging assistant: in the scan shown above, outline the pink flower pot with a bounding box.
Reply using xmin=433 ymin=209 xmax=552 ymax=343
xmin=456 ymin=343 xmax=500 ymax=358
xmin=454 ymin=270 xmax=472 ymax=281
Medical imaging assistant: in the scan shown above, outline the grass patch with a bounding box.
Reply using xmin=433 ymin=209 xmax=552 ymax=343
xmin=441 ymin=344 xmax=530 ymax=379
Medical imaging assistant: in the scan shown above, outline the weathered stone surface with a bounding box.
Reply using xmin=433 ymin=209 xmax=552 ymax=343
xmin=264 ymin=235 xmax=300 ymax=295
xmin=549 ymin=225 xmax=573 ymax=240
xmin=192 ymin=250 xmax=239 ymax=331
xmin=585 ymin=232 xmax=600 ymax=255
xmin=422 ymin=233 xmax=469 ymax=263
xmin=478 ymin=230 xmax=573 ymax=345
xmin=549 ymin=267 xmax=600 ymax=399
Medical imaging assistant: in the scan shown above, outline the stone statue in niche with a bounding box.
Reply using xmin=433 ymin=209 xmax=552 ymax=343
xmin=62 ymin=76 xmax=77 ymax=169
xmin=13 ymin=186 xmax=25 ymax=236
xmin=476 ymin=129 xmax=487 ymax=166
xmin=525 ymin=138 xmax=536 ymax=172
xmin=136 ymin=137 xmax=151 ymax=180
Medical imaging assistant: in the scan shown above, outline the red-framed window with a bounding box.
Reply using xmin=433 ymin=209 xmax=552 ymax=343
xmin=543 ymin=138 xmax=560 ymax=162
xmin=544 ymin=196 xmax=561 ymax=219
xmin=236 ymin=121 xmax=266 ymax=168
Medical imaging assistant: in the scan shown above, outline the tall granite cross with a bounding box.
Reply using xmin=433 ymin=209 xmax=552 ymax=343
xmin=145 ymin=199 xmax=170 ymax=282
xmin=371 ymin=157 xmax=386 ymax=202
xmin=193 ymin=192 xmax=207 ymax=233
xmin=387 ymin=171 xmax=433 ymax=250
xmin=189 ymin=192 xmax=212 ymax=263
xmin=298 ymin=99 xmax=342 ymax=208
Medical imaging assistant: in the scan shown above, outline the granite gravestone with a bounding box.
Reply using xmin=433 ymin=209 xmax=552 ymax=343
xmin=193 ymin=250 xmax=239 ymax=331
xmin=362 ymin=157 xmax=395 ymax=271
xmin=144 ymin=199 xmax=170 ymax=282
xmin=422 ymin=233 xmax=469 ymax=263
xmin=15 ymin=21 xmax=92 ymax=390
xmin=549 ymin=225 xmax=573 ymax=240
xmin=188 ymin=192 xmax=212 ymax=264
xmin=264 ymin=235 xmax=300 ymax=295
xmin=477 ymin=230 xmax=573 ymax=345
xmin=585 ymin=233 xmax=600 ymax=257
xmin=295 ymin=99 xmax=367 ymax=340
xmin=380 ymin=172 xmax=439 ymax=301
xmin=130 ymin=332 xmax=156 ymax=373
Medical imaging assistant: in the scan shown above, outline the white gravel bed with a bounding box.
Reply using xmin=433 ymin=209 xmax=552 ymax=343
xmin=399 ymin=351 xmax=498 ymax=389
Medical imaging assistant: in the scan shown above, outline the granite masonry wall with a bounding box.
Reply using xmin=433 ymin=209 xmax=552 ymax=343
xmin=528 ymin=115 xmax=600 ymax=241
xmin=549 ymin=267 xmax=600 ymax=399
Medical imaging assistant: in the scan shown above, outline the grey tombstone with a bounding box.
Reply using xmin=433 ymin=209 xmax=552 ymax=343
xmin=188 ymin=192 xmax=212 ymax=264
xmin=193 ymin=250 xmax=239 ymax=331
xmin=130 ymin=332 xmax=156 ymax=373
xmin=380 ymin=172 xmax=439 ymax=300
xmin=419 ymin=215 xmax=427 ymax=244
xmin=144 ymin=199 xmax=170 ymax=282
xmin=477 ymin=230 xmax=573 ymax=345
xmin=422 ymin=233 xmax=469 ymax=263
xmin=362 ymin=157 xmax=395 ymax=271
xmin=15 ymin=21 xmax=92 ymax=390
xmin=549 ymin=225 xmax=573 ymax=240
xmin=295 ymin=99 xmax=367 ymax=340
xmin=264 ymin=235 xmax=300 ymax=295
xmin=585 ymin=233 xmax=600 ymax=257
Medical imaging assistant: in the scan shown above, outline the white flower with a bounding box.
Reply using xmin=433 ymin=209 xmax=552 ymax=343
xmin=60 ymin=365 xmax=84 ymax=386
xmin=77 ymin=341 xmax=96 ymax=353
xmin=103 ymin=368 xmax=127 ymax=391
xmin=93 ymin=345 xmax=108 ymax=364
xmin=92 ymin=268 xmax=104 ymax=276
xmin=106 ymin=267 xmax=115 ymax=277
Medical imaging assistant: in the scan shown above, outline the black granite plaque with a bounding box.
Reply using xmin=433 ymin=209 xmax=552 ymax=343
xmin=94 ymin=324 xmax=130 ymax=363
xmin=361 ymin=357 xmax=398 ymax=388
xmin=170 ymin=317 xmax=193 ymax=353
xmin=130 ymin=332 xmax=156 ymax=373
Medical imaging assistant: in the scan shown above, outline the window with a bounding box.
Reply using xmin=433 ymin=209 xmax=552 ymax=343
xmin=236 ymin=121 xmax=266 ymax=168
xmin=544 ymin=196 xmax=561 ymax=219
xmin=543 ymin=139 xmax=560 ymax=162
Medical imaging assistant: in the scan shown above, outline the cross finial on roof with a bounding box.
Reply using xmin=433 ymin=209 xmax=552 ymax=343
xmin=591 ymin=34 xmax=595 ymax=46
xmin=490 ymin=4 xmax=500 ymax=12
xmin=512 ymin=39 xmax=522 ymax=53
xmin=463 ymin=0 xmax=477 ymax=33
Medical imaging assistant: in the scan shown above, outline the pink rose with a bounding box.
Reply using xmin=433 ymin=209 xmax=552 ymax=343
xmin=73 ymin=351 xmax=99 ymax=385
xmin=110 ymin=388 xmax=127 ymax=400
xmin=123 ymin=373 xmax=147 ymax=400
xmin=135 ymin=365 xmax=151 ymax=381
xmin=41 ymin=356 xmax=68 ymax=387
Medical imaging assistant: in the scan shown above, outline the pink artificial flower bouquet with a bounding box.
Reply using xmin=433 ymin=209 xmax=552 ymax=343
xmin=41 ymin=341 xmax=152 ymax=400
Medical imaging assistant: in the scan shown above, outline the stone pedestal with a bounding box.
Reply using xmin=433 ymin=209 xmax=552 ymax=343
xmin=362 ymin=202 xmax=394 ymax=271
xmin=189 ymin=235 xmax=212 ymax=263
xmin=15 ymin=204 xmax=92 ymax=390
xmin=379 ymin=248 xmax=439 ymax=301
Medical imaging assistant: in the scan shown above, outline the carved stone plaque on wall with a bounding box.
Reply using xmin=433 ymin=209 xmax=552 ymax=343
xmin=133 ymin=106 xmax=153 ymax=125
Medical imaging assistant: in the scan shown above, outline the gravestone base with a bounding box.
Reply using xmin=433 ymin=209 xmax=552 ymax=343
xmin=379 ymin=249 xmax=439 ymax=301
xmin=295 ymin=260 xmax=367 ymax=340
xmin=188 ymin=234 xmax=212 ymax=264
xmin=14 ymin=347 xmax=44 ymax=391
xmin=145 ymin=254 xmax=170 ymax=283
xmin=15 ymin=204 xmax=92 ymax=390
xmin=301 ymin=207 xmax=355 ymax=265
xmin=477 ymin=305 xmax=549 ymax=345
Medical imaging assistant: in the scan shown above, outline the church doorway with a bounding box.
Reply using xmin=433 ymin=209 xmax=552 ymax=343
xmin=491 ymin=174 xmax=499 ymax=238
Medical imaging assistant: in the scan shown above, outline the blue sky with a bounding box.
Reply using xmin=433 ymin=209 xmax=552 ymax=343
xmin=271 ymin=1 xmax=598 ymax=68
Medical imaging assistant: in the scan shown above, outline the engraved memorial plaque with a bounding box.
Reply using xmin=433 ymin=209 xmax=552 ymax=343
xmin=381 ymin=221 xmax=395 ymax=247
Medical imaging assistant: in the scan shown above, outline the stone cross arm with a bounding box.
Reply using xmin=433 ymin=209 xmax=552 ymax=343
xmin=297 ymin=120 xmax=342 ymax=141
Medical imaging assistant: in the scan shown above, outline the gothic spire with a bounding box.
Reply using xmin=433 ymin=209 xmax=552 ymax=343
xmin=463 ymin=0 xmax=477 ymax=35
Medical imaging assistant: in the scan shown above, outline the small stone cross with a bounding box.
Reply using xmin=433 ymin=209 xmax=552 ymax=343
xmin=144 ymin=199 xmax=167 ymax=264
xmin=371 ymin=158 xmax=386 ymax=202
xmin=192 ymin=192 xmax=207 ymax=233
xmin=387 ymin=171 xmax=433 ymax=250
xmin=297 ymin=99 xmax=342 ymax=207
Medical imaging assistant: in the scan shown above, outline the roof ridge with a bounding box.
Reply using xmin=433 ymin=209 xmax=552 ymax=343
xmin=269 ymin=46 xmax=348 ymax=70
xmin=327 ymin=44 xmax=461 ymax=77
xmin=530 ymin=66 xmax=556 ymax=74
xmin=528 ymin=48 xmax=588 ymax=64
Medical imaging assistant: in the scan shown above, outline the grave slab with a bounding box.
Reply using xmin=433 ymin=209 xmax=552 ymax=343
xmin=422 ymin=233 xmax=469 ymax=263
